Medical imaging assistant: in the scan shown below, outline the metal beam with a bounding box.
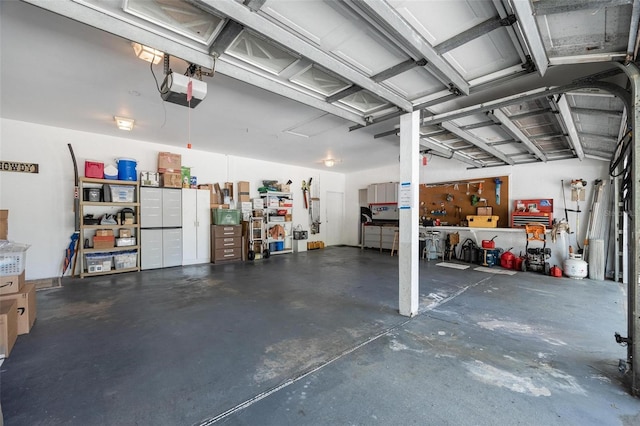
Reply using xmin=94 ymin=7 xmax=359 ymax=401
xmin=555 ymin=95 xmax=586 ymax=160
xmin=434 ymin=15 xmax=516 ymax=55
xmin=511 ymin=0 xmax=549 ymax=76
xmin=371 ymin=59 xmax=427 ymax=82
xmin=355 ymin=0 xmax=470 ymax=95
xmin=533 ymin=0 xmax=632 ymax=16
xmin=243 ymin=0 xmax=266 ymax=12
xmin=421 ymin=80 xmax=631 ymax=126
xmin=326 ymin=85 xmax=363 ymax=103
xmin=210 ymin=20 xmax=244 ymax=56
xmin=198 ymin=0 xmax=413 ymax=111
xmin=215 ymin=58 xmax=366 ymax=125
xmin=373 ymin=129 xmax=400 ymax=139
xmin=441 ymin=122 xmax=514 ymax=165
xmin=488 ymin=109 xmax=548 ymax=161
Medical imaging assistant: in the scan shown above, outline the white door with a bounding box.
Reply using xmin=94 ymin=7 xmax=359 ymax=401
xmin=196 ymin=189 xmax=211 ymax=263
xmin=326 ymin=191 xmax=344 ymax=246
xmin=182 ymin=188 xmax=198 ymax=264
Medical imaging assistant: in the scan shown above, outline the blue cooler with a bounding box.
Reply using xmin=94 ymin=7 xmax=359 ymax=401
xmin=116 ymin=158 xmax=137 ymax=181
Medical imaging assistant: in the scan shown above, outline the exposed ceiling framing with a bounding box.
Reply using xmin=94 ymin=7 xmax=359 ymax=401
xmin=15 ymin=0 xmax=638 ymax=168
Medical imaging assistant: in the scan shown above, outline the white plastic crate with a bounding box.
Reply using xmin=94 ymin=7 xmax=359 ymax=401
xmin=0 ymin=242 xmax=30 ymax=276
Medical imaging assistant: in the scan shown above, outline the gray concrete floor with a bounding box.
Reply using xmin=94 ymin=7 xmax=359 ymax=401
xmin=1 ymin=246 xmax=638 ymax=425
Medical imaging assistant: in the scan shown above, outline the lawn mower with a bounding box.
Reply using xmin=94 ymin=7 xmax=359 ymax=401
xmin=521 ymin=223 xmax=551 ymax=275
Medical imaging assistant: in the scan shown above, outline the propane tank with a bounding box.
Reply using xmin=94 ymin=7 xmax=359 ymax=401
xmin=564 ymin=252 xmax=588 ymax=279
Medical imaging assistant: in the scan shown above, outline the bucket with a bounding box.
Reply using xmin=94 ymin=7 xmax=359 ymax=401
xmin=269 ymin=241 xmax=284 ymax=252
xmin=117 ymin=158 xmax=137 ymax=181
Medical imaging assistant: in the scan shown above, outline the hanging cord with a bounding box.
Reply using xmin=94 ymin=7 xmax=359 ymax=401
xmin=609 ymin=129 xmax=633 ymax=210
xmin=609 ymin=129 xmax=632 ymax=177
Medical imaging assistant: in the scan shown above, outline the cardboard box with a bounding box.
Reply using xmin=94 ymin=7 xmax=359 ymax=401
xmin=96 ymin=229 xmax=114 ymax=237
xmin=161 ymin=172 xmax=182 ymax=188
xmin=0 ymin=283 xmax=36 ymax=335
xmin=210 ymin=183 xmax=221 ymax=204
xmin=119 ymin=229 xmax=132 ymax=238
xmin=0 ymin=209 xmax=7 ymax=240
xmin=477 ymin=206 xmax=493 ymax=216
xmin=0 ymin=271 xmax=24 ymax=296
xmin=285 ymin=213 xmax=292 ymax=222
xmin=0 ymin=299 xmax=17 ymax=358
xmin=238 ymin=181 xmax=250 ymax=203
xmin=158 ymin=152 xmax=181 ymax=172
xmin=210 ymin=204 xmax=230 ymax=209
xmin=224 ymin=182 xmax=234 ymax=202
xmin=93 ymin=235 xmax=115 ymax=249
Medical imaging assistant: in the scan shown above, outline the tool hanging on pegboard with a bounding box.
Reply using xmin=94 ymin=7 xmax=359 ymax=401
xmin=494 ymin=177 xmax=502 ymax=205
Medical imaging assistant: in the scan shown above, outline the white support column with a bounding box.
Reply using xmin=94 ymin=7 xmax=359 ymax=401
xmin=398 ymin=111 xmax=420 ymax=317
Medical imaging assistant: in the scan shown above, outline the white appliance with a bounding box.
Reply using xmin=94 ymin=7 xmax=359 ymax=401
xmin=161 ymin=72 xmax=207 ymax=108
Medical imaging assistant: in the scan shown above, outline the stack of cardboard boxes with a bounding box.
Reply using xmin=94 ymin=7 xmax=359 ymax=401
xmin=0 ymin=210 xmax=37 ymax=359
xmin=157 ymin=152 xmax=182 ymax=188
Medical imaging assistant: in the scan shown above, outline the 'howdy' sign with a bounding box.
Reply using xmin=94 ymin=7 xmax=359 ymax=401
xmin=0 ymin=161 xmax=39 ymax=174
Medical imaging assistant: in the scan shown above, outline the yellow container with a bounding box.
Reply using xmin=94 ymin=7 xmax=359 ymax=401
xmin=467 ymin=215 xmax=499 ymax=228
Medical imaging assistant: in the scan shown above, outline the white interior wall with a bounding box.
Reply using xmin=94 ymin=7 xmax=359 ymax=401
xmin=0 ymin=118 xmax=344 ymax=280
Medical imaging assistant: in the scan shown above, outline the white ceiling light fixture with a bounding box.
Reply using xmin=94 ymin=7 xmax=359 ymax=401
xmin=131 ymin=42 xmax=163 ymax=65
xmin=114 ymin=116 xmax=135 ymax=131
xmin=324 ymin=158 xmax=336 ymax=167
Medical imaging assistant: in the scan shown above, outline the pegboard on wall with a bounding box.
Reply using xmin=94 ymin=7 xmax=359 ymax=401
xmin=419 ymin=176 xmax=510 ymax=227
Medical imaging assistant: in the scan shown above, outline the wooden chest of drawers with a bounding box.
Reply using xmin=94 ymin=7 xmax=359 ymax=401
xmin=211 ymin=225 xmax=242 ymax=263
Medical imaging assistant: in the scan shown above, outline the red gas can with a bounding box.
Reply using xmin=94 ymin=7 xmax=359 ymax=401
xmin=513 ymin=256 xmax=524 ymax=271
xmin=550 ymin=265 xmax=562 ymax=277
xmin=500 ymin=250 xmax=515 ymax=269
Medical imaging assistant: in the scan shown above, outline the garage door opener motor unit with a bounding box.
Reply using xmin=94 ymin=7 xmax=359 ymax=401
xmin=161 ymin=71 xmax=207 ymax=108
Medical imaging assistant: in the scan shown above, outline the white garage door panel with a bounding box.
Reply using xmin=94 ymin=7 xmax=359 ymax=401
xmin=383 ymin=67 xmax=443 ymax=100
xmin=445 ymin=29 xmax=521 ymax=80
xmin=390 ymin=0 xmax=496 ymax=45
xmin=263 ymin=1 xmax=406 ymax=75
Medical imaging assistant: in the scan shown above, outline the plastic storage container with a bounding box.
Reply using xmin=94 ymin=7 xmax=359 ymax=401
xmin=269 ymin=241 xmax=284 ymax=252
xmin=105 ymin=185 xmax=135 ymax=203
xmin=84 ymin=253 xmax=112 ymax=273
xmin=212 ymin=209 xmax=241 ymax=225
xmin=466 ymin=215 xmax=499 ymax=228
xmin=84 ymin=161 xmax=104 ymax=179
xmin=0 ymin=242 xmax=29 ymax=276
xmin=117 ymin=158 xmax=137 ymax=181
xmin=114 ymin=251 xmax=137 ymax=270
xmin=83 ymin=188 xmax=102 ymax=202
